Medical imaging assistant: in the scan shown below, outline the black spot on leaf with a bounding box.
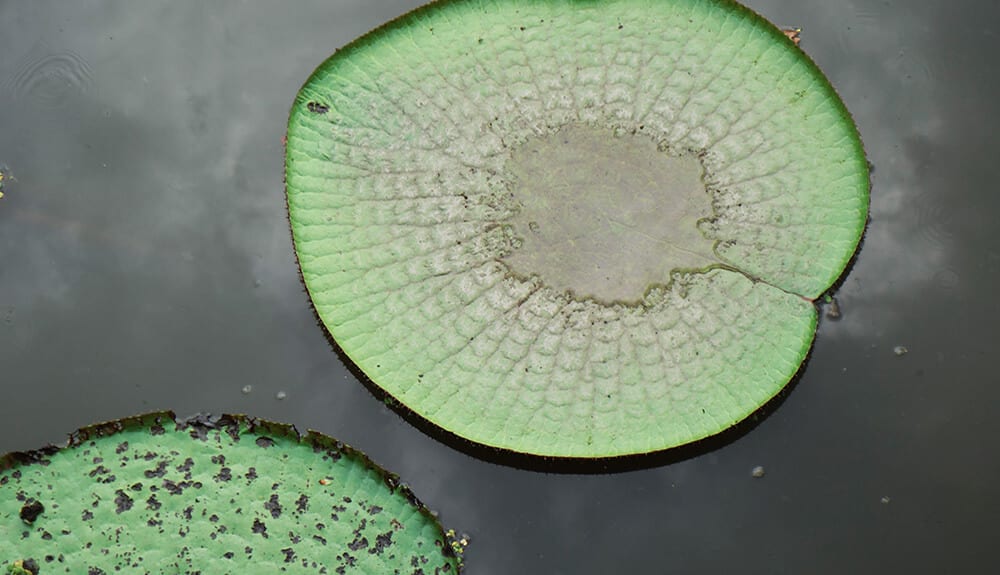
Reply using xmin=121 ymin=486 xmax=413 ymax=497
xmin=88 ymin=465 xmax=110 ymax=478
xmin=113 ymin=490 xmax=134 ymax=513
xmin=307 ymin=101 xmax=330 ymax=114
xmin=163 ymin=479 xmax=181 ymax=494
xmin=348 ymin=535 xmax=369 ymax=551
xmin=144 ymin=461 xmax=168 ymax=478
xmin=372 ymin=531 xmax=393 ymax=554
xmin=265 ymin=494 xmax=282 ymax=518
xmin=295 ymin=494 xmax=309 ymax=513
xmin=19 ymin=499 xmax=44 ymax=523
xmin=383 ymin=474 xmax=400 ymax=491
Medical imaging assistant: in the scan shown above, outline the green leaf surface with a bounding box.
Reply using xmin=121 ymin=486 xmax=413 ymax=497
xmin=285 ymin=0 xmax=869 ymax=457
xmin=0 ymin=412 xmax=462 ymax=574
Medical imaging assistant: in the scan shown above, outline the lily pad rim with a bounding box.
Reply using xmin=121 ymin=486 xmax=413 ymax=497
xmin=281 ymin=0 xmax=871 ymax=461
xmin=295 ymin=302 xmax=819 ymax=470
xmin=0 ymin=409 xmax=455 ymax=552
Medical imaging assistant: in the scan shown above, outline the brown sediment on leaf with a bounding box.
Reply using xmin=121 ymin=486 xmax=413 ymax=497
xmin=781 ymin=27 xmax=802 ymax=46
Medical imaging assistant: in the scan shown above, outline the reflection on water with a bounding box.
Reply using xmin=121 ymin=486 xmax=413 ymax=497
xmin=0 ymin=0 xmax=998 ymax=573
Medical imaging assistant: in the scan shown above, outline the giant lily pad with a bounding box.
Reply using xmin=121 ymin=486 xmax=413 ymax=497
xmin=285 ymin=0 xmax=869 ymax=457
xmin=0 ymin=412 xmax=463 ymax=573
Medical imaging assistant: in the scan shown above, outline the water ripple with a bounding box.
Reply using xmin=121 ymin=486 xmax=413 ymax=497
xmin=915 ymin=190 xmax=954 ymax=247
xmin=836 ymin=2 xmax=884 ymax=53
xmin=4 ymin=46 xmax=93 ymax=107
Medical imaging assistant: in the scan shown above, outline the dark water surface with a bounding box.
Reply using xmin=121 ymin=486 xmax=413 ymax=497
xmin=1 ymin=1 xmax=997 ymax=573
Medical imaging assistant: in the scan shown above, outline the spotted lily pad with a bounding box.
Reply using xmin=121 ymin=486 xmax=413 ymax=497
xmin=285 ymin=0 xmax=869 ymax=457
xmin=0 ymin=412 xmax=463 ymax=573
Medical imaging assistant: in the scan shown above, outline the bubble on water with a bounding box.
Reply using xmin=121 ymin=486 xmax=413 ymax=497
xmin=275 ymin=391 xmax=287 ymax=400
xmin=880 ymin=496 xmax=891 ymax=504
xmin=933 ymin=268 xmax=960 ymax=290
xmin=893 ymin=345 xmax=908 ymax=357
xmin=751 ymin=465 xmax=765 ymax=478
xmin=241 ymin=385 xmax=252 ymax=395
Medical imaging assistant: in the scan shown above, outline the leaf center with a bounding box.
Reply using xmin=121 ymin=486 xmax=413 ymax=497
xmin=500 ymin=123 xmax=721 ymax=304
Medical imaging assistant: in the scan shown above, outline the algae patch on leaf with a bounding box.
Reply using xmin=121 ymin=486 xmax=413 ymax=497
xmin=0 ymin=412 xmax=462 ymax=573
xmin=285 ymin=0 xmax=869 ymax=457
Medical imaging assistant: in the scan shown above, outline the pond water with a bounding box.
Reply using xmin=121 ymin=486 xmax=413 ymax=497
xmin=1 ymin=1 xmax=997 ymax=573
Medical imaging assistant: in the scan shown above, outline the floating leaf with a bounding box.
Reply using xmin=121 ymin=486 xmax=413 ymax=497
xmin=285 ymin=0 xmax=869 ymax=457
xmin=0 ymin=412 xmax=462 ymax=573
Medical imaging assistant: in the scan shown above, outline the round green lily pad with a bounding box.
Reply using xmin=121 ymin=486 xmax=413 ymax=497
xmin=285 ymin=0 xmax=869 ymax=457
xmin=0 ymin=412 xmax=463 ymax=573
